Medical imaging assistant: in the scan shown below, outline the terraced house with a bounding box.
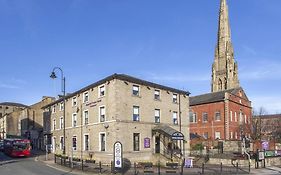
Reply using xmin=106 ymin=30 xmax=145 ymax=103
xmin=43 ymin=74 xmax=190 ymax=163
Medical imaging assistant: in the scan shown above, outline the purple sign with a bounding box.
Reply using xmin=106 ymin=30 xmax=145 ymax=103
xmin=144 ymin=138 xmax=150 ymax=148
xmin=261 ymin=141 xmax=269 ymax=150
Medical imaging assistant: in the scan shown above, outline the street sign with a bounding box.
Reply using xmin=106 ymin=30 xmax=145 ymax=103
xmin=172 ymin=132 xmax=184 ymax=140
xmin=258 ymin=151 xmax=265 ymax=161
xmin=114 ymin=141 xmax=123 ymax=168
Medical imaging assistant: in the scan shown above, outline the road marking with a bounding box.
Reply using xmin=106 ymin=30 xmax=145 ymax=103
xmin=46 ymin=164 xmax=71 ymax=173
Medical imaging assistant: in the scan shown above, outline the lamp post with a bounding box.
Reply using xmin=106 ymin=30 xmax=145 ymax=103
xmin=50 ymin=67 xmax=66 ymax=155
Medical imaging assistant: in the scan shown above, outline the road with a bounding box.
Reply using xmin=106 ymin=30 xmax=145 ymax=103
xmin=0 ymin=152 xmax=75 ymax=175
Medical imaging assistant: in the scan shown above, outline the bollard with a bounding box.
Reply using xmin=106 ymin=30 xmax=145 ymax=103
xmin=111 ymin=161 xmax=114 ymax=173
xmin=54 ymin=155 xmax=56 ymax=163
xmin=158 ymin=161 xmax=161 ymax=175
xmin=134 ymin=162 xmax=137 ymax=175
xmin=220 ymin=162 xmax=222 ymax=174
xmin=81 ymin=160 xmax=84 ymax=171
xmin=202 ymin=163 xmax=205 ymax=174
xmin=236 ymin=162 xmax=238 ymax=174
xmin=249 ymin=161 xmax=251 ymax=173
xmin=99 ymin=161 xmax=102 ymax=173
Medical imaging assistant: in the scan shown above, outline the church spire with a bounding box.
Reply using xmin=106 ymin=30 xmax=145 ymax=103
xmin=211 ymin=0 xmax=240 ymax=92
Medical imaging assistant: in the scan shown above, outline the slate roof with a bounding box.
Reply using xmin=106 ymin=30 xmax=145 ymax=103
xmin=0 ymin=102 xmax=29 ymax=108
xmin=190 ymin=87 xmax=242 ymax=106
xmin=43 ymin=73 xmax=190 ymax=108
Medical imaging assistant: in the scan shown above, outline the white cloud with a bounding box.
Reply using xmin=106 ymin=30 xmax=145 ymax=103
xmin=240 ymin=60 xmax=281 ymax=80
xmin=0 ymin=83 xmax=19 ymax=89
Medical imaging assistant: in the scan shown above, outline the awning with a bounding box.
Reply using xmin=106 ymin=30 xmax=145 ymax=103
xmin=152 ymin=125 xmax=184 ymax=140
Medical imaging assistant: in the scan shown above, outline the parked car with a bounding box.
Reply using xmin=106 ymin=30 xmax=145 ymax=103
xmin=0 ymin=140 xmax=4 ymax=152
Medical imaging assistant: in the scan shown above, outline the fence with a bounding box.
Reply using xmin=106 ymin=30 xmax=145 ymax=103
xmin=54 ymin=154 xmax=253 ymax=174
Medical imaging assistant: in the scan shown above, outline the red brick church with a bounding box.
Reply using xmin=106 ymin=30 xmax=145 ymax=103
xmin=189 ymin=0 xmax=252 ymax=141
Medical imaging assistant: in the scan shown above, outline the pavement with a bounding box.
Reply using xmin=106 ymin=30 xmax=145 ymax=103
xmin=32 ymin=150 xmax=281 ymax=175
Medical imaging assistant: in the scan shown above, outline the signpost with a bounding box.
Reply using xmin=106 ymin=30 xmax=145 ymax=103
xmin=114 ymin=141 xmax=123 ymax=170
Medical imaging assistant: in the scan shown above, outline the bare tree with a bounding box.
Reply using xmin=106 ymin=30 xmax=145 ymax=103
xmin=251 ymin=107 xmax=267 ymax=141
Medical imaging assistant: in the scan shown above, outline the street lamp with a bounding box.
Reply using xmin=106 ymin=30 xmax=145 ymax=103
xmin=50 ymin=67 xmax=66 ymax=155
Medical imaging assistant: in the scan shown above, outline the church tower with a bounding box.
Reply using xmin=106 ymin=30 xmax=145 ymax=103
xmin=211 ymin=0 xmax=240 ymax=92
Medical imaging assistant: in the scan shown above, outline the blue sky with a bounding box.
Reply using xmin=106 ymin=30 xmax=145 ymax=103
xmin=0 ymin=0 xmax=281 ymax=114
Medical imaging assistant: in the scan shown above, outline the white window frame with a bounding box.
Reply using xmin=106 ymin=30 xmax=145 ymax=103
xmin=99 ymin=132 xmax=106 ymax=152
xmin=60 ymin=136 xmax=64 ymax=150
xmin=172 ymin=94 xmax=178 ymax=103
xmin=230 ymin=111 xmax=233 ymax=122
xmin=235 ymin=112 xmax=237 ymax=122
xmin=72 ymin=96 xmax=77 ymax=107
xmin=215 ymin=111 xmax=221 ymax=121
xmin=72 ymin=136 xmax=77 ymax=151
xmin=84 ymin=110 xmax=89 ymax=125
xmin=154 ymin=89 xmax=160 ymax=100
xmin=133 ymin=106 xmax=140 ymax=121
xmin=52 ymin=136 xmax=56 ymax=153
xmin=83 ymin=91 xmax=89 ymax=103
xmin=155 ymin=109 xmax=160 ymax=123
xmin=59 ymin=102 xmax=64 ymax=111
xmin=52 ymin=106 xmax=56 ymax=113
xmin=173 ymin=111 xmax=178 ymax=125
xmin=244 ymin=115 xmax=247 ymax=124
xmin=132 ymin=85 xmax=140 ymax=96
xmin=72 ymin=113 xmax=77 ymax=127
xmin=84 ymin=134 xmax=89 ymax=151
xmin=53 ymin=119 xmax=56 ymax=131
xmin=99 ymin=106 xmax=106 ymax=122
xmin=215 ymin=131 xmax=221 ymax=139
xmin=60 ymin=116 xmax=63 ymax=130
xmin=99 ymin=85 xmax=105 ymax=97
xmin=230 ymin=132 xmax=233 ymax=139
xmin=202 ymin=112 xmax=208 ymax=123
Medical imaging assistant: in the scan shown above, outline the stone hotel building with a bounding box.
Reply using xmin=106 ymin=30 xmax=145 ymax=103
xmin=43 ymin=74 xmax=190 ymax=163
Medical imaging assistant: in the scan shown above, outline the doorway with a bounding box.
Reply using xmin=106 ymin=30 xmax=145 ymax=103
xmin=155 ymin=136 xmax=160 ymax=153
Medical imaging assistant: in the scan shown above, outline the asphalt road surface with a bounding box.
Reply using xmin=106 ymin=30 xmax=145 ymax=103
xmin=0 ymin=152 xmax=75 ymax=175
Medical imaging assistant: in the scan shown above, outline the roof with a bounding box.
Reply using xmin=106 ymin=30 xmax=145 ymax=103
xmin=43 ymin=73 xmax=190 ymax=108
xmin=190 ymin=87 xmax=242 ymax=106
xmin=253 ymin=114 xmax=281 ymax=119
xmin=0 ymin=102 xmax=29 ymax=108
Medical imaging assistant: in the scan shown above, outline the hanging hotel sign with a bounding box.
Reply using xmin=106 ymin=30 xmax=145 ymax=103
xmin=172 ymin=132 xmax=184 ymax=140
xmin=144 ymin=137 xmax=150 ymax=148
xmin=114 ymin=141 xmax=123 ymax=169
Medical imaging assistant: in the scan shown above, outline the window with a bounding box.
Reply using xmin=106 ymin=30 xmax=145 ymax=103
xmin=52 ymin=106 xmax=56 ymax=113
xmin=172 ymin=94 xmax=178 ymax=103
xmin=133 ymin=133 xmax=140 ymax=151
xmin=230 ymin=132 xmax=233 ymax=139
xmin=53 ymin=119 xmax=56 ymax=131
xmin=234 ymin=112 xmax=237 ymax=122
xmin=59 ymin=102 xmax=64 ymax=111
xmin=202 ymin=112 xmax=208 ymax=123
xmin=173 ymin=111 xmax=178 ymax=125
xmin=155 ymin=109 xmax=160 ymax=123
xmin=154 ymin=90 xmax=160 ymax=100
xmin=72 ymin=97 xmax=77 ymax=107
xmin=239 ymin=111 xmax=243 ymax=123
xmin=215 ymin=111 xmax=221 ymax=121
xmin=60 ymin=117 xmax=63 ymax=129
xmin=84 ymin=110 xmax=89 ymax=125
xmin=84 ymin=134 xmax=89 ymax=151
xmin=83 ymin=92 xmax=89 ymax=103
xmin=99 ymin=106 xmax=105 ymax=122
xmin=72 ymin=136 xmax=77 ymax=151
xmin=132 ymin=85 xmax=140 ymax=96
xmin=215 ymin=131 xmax=221 ymax=139
xmin=99 ymin=85 xmax=105 ymax=97
xmin=133 ymin=106 xmax=140 ymax=121
xmin=100 ymin=133 xmax=106 ymax=151
xmin=72 ymin=113 xmax=77 ymax=127
xmin=235 ymin=132 xmax=238 ymax=139
xmin=244 ymin=115 xmax=247 ymax=124
xmin=230 ymin=111 xmax=233 ymax=122
xmin=189 ymin=112 xmax=197 ymax=123
xmin=203 ymin=132 xmax=208 ymax=139
xmin=60 ymin=136 xmax=64 ymax=150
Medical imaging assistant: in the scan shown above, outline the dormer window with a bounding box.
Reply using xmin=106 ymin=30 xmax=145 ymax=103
xmin=132 ymin=85 xmax=140 ymax=96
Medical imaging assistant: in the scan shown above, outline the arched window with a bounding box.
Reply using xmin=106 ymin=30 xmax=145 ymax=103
xmin=218 ymin=79 xmax=222 ymax=90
